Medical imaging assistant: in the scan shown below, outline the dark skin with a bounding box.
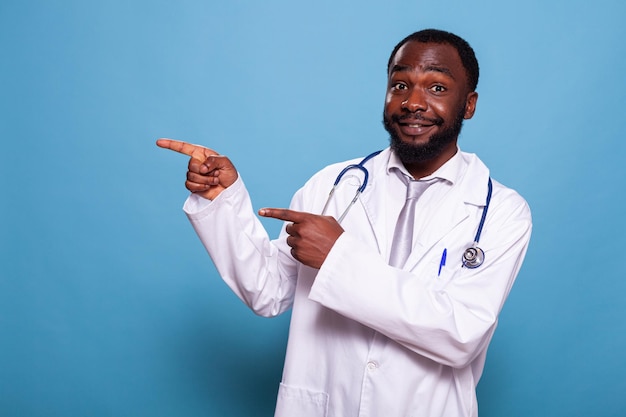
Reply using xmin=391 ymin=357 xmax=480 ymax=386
xmin=385 ymin=41 xmax=478 ymax=178
xmin=156 ymin=41 xmax=478 ymax=269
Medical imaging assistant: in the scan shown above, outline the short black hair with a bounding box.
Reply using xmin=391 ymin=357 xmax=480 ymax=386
xmin=387 ymin=29 xmax=480 ymax=91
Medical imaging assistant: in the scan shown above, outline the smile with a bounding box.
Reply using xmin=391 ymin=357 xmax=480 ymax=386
xmin=398 ymin=122 xmax=436 ymax=137
xmin=404 ymin=122 xmax=433 ymax=128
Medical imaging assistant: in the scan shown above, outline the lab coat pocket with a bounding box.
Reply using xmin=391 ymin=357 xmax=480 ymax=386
xmin=275 ymin=383 xmax=329 ymax=417
xmin=429 ymin=246 xmax=458 ymax=290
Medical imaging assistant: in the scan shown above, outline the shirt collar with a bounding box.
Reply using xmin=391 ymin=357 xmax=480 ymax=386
xmin=387 ymin=147 xmax=463 ymax=185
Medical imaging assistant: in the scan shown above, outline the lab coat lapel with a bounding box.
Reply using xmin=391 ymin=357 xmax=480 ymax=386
xmin=405 ymin=189 xmax=469 ymax=270
xmin=403 ymin=153 xmax=490 ymax=271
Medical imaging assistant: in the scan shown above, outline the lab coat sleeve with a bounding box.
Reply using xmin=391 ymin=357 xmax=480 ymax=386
xmin=183 ymin=176 xmax=297 ymax=317
xmin=308 ymin=188 xmax=532 ymax=369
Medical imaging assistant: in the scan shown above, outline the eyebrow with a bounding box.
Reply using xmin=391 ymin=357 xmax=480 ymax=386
xmin=390 ymin=64 xmax=455 ymax=79
xmin=389 ymin=64 xmax=411 ymax=75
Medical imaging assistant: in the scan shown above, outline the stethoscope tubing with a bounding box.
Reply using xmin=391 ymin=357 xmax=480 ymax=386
xmin=322 ymin=150 xmax=382 ymax=221
xmin=473 ymin=177 xmax=493 ymax=245
xmin=323 ymin=149 xmax=493 ymax=268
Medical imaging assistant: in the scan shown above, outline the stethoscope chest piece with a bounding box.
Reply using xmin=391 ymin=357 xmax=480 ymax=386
xmin=462 ymin=246 xmax=485 ymax=269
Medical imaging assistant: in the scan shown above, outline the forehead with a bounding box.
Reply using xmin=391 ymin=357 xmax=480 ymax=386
xmin=389 ymin=41 xmax=467 ymax=81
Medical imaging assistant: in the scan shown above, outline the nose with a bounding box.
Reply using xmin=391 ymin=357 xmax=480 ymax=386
xmin=401 ymin=88 xmax=427 ymax=112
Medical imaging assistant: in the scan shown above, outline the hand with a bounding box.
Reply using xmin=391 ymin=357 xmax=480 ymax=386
xmin=259 ymin=208 xmax=344 ymax=269
xmin=156 ymin=138 xmax=238 ymax=200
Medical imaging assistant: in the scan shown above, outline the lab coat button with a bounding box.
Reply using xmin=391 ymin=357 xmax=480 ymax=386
xmin=367 ymin=361 xmax=378 ymax=370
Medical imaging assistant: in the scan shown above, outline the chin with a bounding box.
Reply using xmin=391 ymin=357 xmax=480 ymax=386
xmin=400 ymin=134 xmax=432 ymax=146
xmin=388 ymin=128 xmax=457 ymax=164
xmin=383 ymin=111 xmax=464 ymax=164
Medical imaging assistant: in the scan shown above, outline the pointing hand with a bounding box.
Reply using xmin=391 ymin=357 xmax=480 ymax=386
xmin=259 ymin=208 xmax=344 ymax=269
xmin=156 ymin=138 xmax=238 ymax=200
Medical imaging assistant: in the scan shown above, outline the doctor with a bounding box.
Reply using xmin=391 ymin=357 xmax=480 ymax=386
xmin=157 ymin=29 xmax=531 ymax=417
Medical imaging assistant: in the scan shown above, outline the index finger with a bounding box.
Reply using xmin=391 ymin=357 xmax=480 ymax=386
xmin=258 ymin=208 xmax=308 ymax=223
xmin=156 ymin=138 xmax=218 ymax=160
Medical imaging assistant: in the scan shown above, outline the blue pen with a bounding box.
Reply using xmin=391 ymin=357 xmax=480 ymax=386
xmin=438 ymin=248 xmax=447 ymax=276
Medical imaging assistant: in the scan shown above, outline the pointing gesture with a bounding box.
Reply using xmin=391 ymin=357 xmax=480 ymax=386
xmin=156 ymin=138 xmax=238 ymax=200
xmin=259 ymin=208 xmax=344 ymax=269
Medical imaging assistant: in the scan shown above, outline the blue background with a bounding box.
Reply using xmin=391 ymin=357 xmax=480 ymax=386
xmin=1 ymin=1 xmax=625 ymax=416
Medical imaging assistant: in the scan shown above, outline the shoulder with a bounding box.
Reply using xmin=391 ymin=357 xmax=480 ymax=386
xmin=459 ymin=150 xmax=531 ymax=220
xmin=490 ymin=178 xmax=532 ymax=232
xmin=288 ymin=149 xmax=389 ymax=211
xmin=303 ymin=149 xmax=390 ymax=189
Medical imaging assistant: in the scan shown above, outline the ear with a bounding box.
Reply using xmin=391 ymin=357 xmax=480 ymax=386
xmin=463 ymin=92 xmax=478 ymax=119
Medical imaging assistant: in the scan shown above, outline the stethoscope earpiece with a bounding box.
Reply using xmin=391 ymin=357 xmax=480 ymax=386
xmin=462 ymin=246 xmax=485 ymax=269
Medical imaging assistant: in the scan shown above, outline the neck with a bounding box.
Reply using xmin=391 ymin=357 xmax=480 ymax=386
xmin=403 ymin=145 xmax=457 ymax=179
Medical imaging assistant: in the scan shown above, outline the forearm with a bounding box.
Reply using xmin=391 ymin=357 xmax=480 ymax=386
xmin=309 ymin=214 xmax=531 ymax=368
xmin=184 ymin=177 xmax=297 ymax=317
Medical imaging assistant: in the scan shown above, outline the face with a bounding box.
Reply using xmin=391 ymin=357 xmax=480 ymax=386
xmin=383 ymin=41 xmax=478 ymax=165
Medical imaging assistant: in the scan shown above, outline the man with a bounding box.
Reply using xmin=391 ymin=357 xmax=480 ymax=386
xmin=157 ymin=29 xmax=531 ymax=417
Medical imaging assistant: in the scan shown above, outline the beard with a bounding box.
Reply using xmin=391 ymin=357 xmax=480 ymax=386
xmin=383 ymin=105 xmax=466 ymax=164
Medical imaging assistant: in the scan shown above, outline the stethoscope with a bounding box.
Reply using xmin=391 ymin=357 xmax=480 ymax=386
xmin=462 ymin=177 xmax=492 ymax=269
xmin=320 ymin=150 xmax=493 ymax=269
xmin=320 ymin=150 xmax=383 ymax=223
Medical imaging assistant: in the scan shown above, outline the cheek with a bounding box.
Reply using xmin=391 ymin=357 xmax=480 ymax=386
xmin=383 ymin=97 xmax=392 ymax=116
xmin=428 ymin=101 xmax=448 ymax=117
xmin=384 ymin=93 xmax=392 ymax=106
xmin=384 ymin=94 xmax=401 ymax=112
xmin=433 ymin=97 xmax=463 ymax=118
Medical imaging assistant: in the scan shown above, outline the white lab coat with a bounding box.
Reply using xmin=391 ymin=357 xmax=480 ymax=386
xmin=184 ymin=148 xmax=532 ymax=417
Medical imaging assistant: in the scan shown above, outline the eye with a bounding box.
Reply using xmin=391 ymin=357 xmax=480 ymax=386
xmin=430 ymin=85 xmax=446 ymax=93
xmin=391 ymin=82 xmax=408 ymax=91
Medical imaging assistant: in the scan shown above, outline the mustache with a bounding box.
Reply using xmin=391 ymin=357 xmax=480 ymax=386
xmin=392 ymin=112 xmax=444 ymax=126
